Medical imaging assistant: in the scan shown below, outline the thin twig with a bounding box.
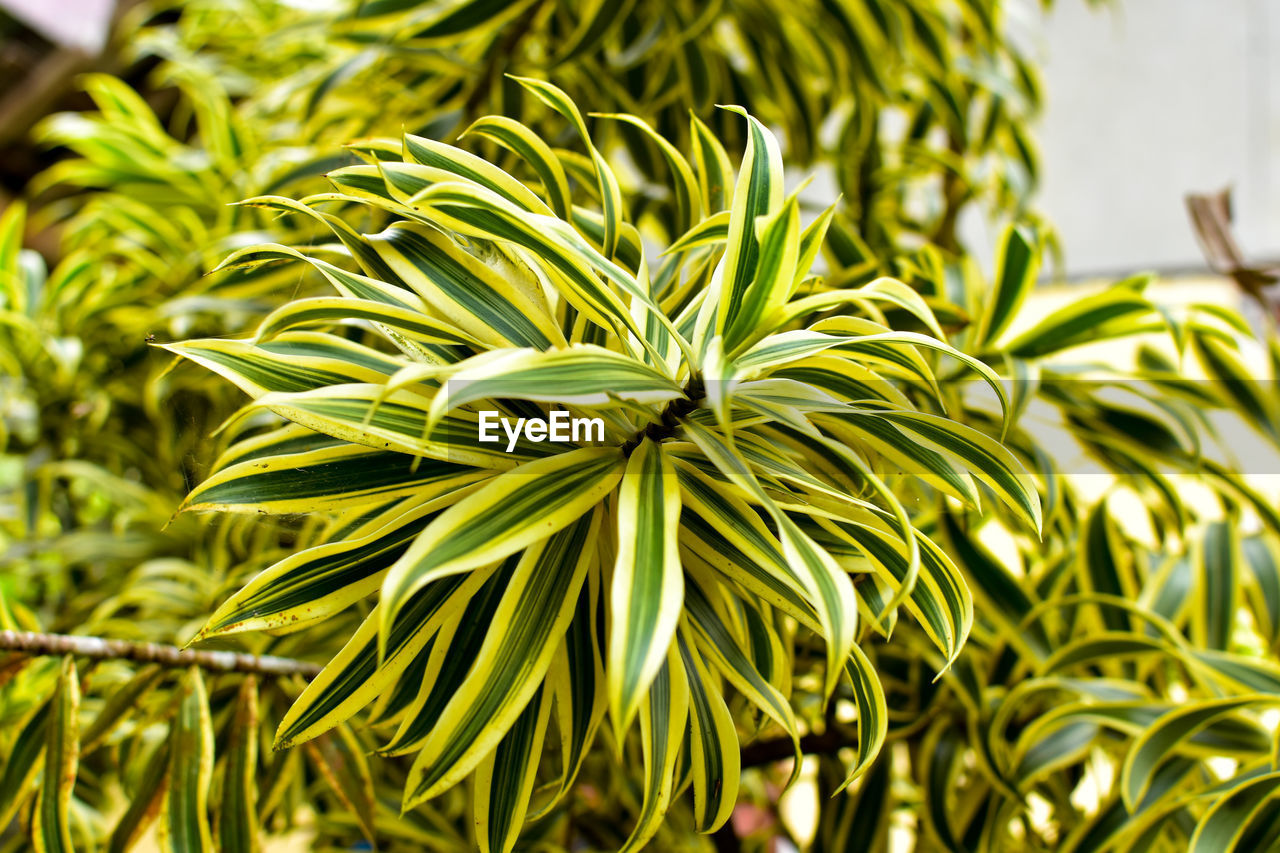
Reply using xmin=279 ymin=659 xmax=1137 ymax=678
xmin=0 ymin=630 xmax=321 ymax=678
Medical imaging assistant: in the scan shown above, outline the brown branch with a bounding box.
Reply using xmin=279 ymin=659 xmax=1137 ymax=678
xmin=0 ymin=630 xmax=321 ymax=678
xmin=739 ymin=724 xmax=859 ymax=768
xmin=1186 ymin=188 xmax=1280 ymax=321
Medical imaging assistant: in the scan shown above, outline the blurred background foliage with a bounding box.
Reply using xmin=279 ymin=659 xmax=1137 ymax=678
xmin=6 ymin=0 xmax=1280 ymax=852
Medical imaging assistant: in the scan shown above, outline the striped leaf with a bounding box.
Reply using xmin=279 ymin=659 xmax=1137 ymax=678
xmin=218 ymin=678 xmax=259 ymax=853
xmin=163 ymin=335 xmax=395 ymax=398
xmin=366 ymin=221 xmax=562 ymax=350
xmin=33 ymin=657 xmax=78 ymax=853
xmin=1121 ymin=696 xmax=1280 ymax=810
xmin=183 ymin=444 xmax=488 ymax=515
xmin=683 ymin=579 xmax=800 ymax=766
xmin=275 ymin=565 xmax=496 ymax=748
xmin=247 ymin=384 xmax=547 ymax=468
xmin=426 ymin=345 xmax=683 ymax=427
xmin=620 ymin=645 xmax=688 ymax=853
xmin=473 ymin=684 xmax=553 ymax=853
xmin=975 ymin=225 xmax=1038 ymax=347
xmin=510 ymin=77 xmax=623 ymax=260
xmin=0 ymin=700 xmax=49 ymax=829
xmin=197 ymin=497 xmax=446 ymax=639
xmin=380 ymin=448 xmax=624 ymax=644
xmin=164 ymin=668 xmax=214 ymax=853
xmin=715 ymin=106 xmax=783 ymax=349
xmin=609 ymin=440 xmax=684 ymax=739
xmin=1190 ymin=771 xmax=1280 ymax=853
xmin=252 ymin=296 xmax=484 ymax=348
xmin=682 ymin=419 xmax=857 ymax=699
xmin=463 ymin=115 xmax=572 ymax=218
xmin=401 ymin=511 xmax=598 ymax=803
xmin=676 ymin=628 xmax=739 ymax=832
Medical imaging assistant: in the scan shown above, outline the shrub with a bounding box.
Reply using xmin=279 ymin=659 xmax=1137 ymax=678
xmin=10 ymin=3 xmax=1280 ymax=852
xmin=158 ymin=80 xmax=1042 ymax=849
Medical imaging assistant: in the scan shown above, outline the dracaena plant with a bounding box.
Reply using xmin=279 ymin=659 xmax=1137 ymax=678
xmin=801 ymin=236 xmax=1280 ymax=851
xmin=98 ymin=0 xmax=1068 ymax=256
xmin=159 ymin=79 xmax=1041 ymax=848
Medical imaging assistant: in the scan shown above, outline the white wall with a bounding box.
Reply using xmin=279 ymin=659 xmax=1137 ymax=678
xmin=1032 ymin=0 xmax=1279 ymax=278
xmin=0 ymin=0 xmax=115 ymax=53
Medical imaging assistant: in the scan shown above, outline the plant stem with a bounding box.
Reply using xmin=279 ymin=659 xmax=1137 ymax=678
xmin=739 ymin=724 xmax=858 ymax=768
xmin=0 ymin=630 xmax=321 ymax=678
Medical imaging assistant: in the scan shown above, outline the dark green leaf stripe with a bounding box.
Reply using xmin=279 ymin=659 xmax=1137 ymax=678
xmin=824 ymin=412 xmax=978 ymax=505
xmin=1006 ymin=290 xmax=1158 ymax=358
xmin=218 ymin=243 xmax=425 ymax=312
xmin=1080 ymin=504 xmax=1131 ymax=633
xmin=1122 ymin=697 xmax=1279 ymax=810
xmin=164 ymin=339 xmax=375 ymax=396
xmin=384 ymin=555 xmax=519 ymax=757
xmin=676 ymin=470 xmax=820 ymax=631
xmin=368 ymin=223 xmax=556 ymax=349
xmin=940 ymin=511 xmax=1050 ymax=658
xmin=978 ymin=225 xmax=1038 ymax=346
xmin=185 ymin=445 xmax=487 ymax=513
xmin=1243 ymin=538 xmax=1280 ymax=646
xmin=253 ymin=385 xmax=561 ymax=466
xmin=536 ymin=570 xmax=605 ymax=818
xmin=400 ymin=135 xmax=547 ymax=212
xmin=0 ymin=700 xmax=48 ymax=828
xmin=475 ymin=684 xmax=551 ymax=853
xmin=1191 ymin=771 xmax=1280 ymax=853
xmin=774 ymin=363 xmax=903 ymax=404
xmin=717 ymin=107 xmax=781 ymax=338
xmin=665 ymin=211 xmax=731 ymax=256
xmin=381 ymin=448 xmax=624 ymax=636
xmin=199 ymin=500 xmax=441 ymax=638
xmin=275 ymin=565 xmax=492 ymax=748
xmin=840 ymin=645 xmax=887 ymax=788
xmin=257 ymin=333 xmax=404 ymax=375
xmin=464 ymin=115 xmax=572 ymax=218
xmin=690 ymin=113 xmax=733 ymax=213
xmin=595 ymin=113 xmax=701 ymax=235
xmin=407 ymin=0 xmax=534 ymax=38
xmin=610 ymin=440 xmax=683 ymax=737
xmin=1202 ymin=522 xmax=1238 ymax=651
xmin=209 ymin=423 xmax=347 ymax=473
xmin=824 ymin=517 xmax=964 ymax=659
xmin=233 ymin=196 xmax=406 ymax=286
xmin=430 ymin=345 xmax=682 ymax=421
xmin=874 ymin=410 xmax=1041 ymax=529
xmin=510 ymin=77 xmax=622 ymax=259
xmin=676 ymin=630 xmax=738 ymax=832
xmin=619 ymin=647 xmax=687 ymax=852
xmin=683 ymin=579 xmax=798 ymax=746
xmin=403 ymin=513 xmax=597 ymax=802
xmin=409 ymin=183 xmax=649 ymax=336
xmin=726 ymin=196 xmax=798 ymax=351
xmin=680 ymin=507 xmax=819 ymax=627
xmin=167 ymin=668 xmax=214 ymax=852
xmin=34 ymin=657 xmax=77 ymax=853
xmin=254 ymin=296 xmax=482 ymax=347
xmin=220 ymin=679 xmax=259 ymax=853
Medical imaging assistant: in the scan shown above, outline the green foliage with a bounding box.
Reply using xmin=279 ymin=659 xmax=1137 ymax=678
xmin=163 ymin=82 xmax=1044 ymax=849
xmin=9 ymin=1 xmax=1280 ymax=852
